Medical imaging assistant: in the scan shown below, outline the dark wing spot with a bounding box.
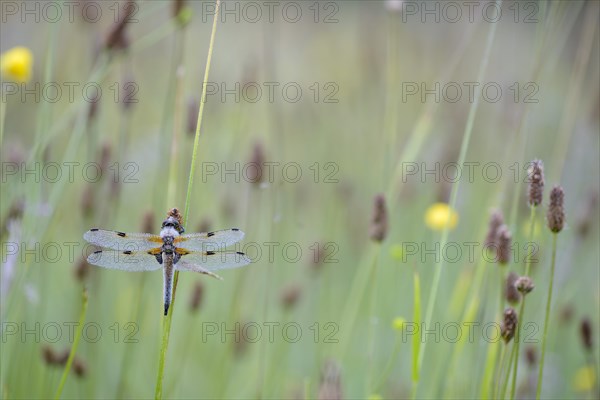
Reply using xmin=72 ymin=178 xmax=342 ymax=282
xmin=123 ymin=250 xmax=132 ymax=255
xmin=117 ymin=232 xmax=126 ymax=237
xmin=206 ymin=251 xmax=216 ymax=255
xmin=236 ymin=252 xmax=245 ymax=256
xmin=231 ymin=228 xmax=239 ymax=231
xmin=207 ymin=232 xmax=215 ymax=237
xmin=93 ymin=250 xmax=102 ymax=254
xmin=90 ymin=228 xmax=99 ymax=232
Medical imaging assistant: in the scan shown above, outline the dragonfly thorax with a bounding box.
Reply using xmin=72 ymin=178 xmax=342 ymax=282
xmin=160 ymin=226 xmax=180 ymax=239
xmin=161 ymin=235 xmax=176 ymax=252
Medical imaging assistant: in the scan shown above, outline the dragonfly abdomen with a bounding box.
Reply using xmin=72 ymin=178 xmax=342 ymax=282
xmin=163 ymin=253 xmax=175 ymax=316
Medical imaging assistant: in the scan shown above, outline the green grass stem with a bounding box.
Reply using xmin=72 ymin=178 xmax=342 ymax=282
xmin=416 ymin=1 xmax=502 ymax=389
xmin=53 ymin=289 xmax=88 ymax=400
xmin=154 ymin=2 xmax=221 ymax=398
xmin=536 ymin=233 xmax=558 ymax=399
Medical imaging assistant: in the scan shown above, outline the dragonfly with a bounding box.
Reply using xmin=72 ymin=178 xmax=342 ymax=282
xmin=83 ymin=208 xmax=251 ymax=316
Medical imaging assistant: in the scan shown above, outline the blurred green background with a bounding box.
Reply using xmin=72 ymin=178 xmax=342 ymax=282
xmin=1 ymin=1 xmax=599 ymax=399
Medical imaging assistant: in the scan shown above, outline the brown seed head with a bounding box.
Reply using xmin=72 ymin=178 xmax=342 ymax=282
xmin=80 ymin=186 xmax=95 ymax=219
xmin=187 ymin=97 xmax=199 ymax=136
xmin=2 ymin=198 xmax=25 ymax=236
xmin=505 ymin=272 xmax=521 ymax=305
xmin=280 ymin=284 xmax=302 ymax=310
xmin=547 ymin=186 xmax=565 ymax=233
xmin=42 ymin=346 xmax=57 ymax=365
xmin=233 ymin=321 xmax=250 ymax=358
xmin=189 ymin=281 xmax=204 ymax=312
xmin=168 ymin=208 xmax=183 ymax=225
xmin=318 ymin=360 xmax=343 ymax=400
xmin=74 ymin=257 xmax=90 ymax=283
xmin=309 ymin=242 xmax=326 ymax=273
xmin=528 ymin=160 xmax=544 ymax=207
xmin=105 ymin=1 xmax=135 ymax=50
xmin=497 ymin=225 xmax=512 ymax=265
xmin=559 ymin=304 xmax=574 ymax=324
xmin=515 ymin=276 xmax=534 ymax=295
xmin=197 ymin=217 xmax=212 ymax=234
xmin=525 ymin=345 xmax=538 ymax=367
xmin=248 ymin=141 xmax=266 ymax=186
xmin=173 ymin=0 xmax=191 ymax=27
xmin=173 ymin=0 xmax=185 ymax=18
xmin=484 ymin=209 xmax=504 ymax=247
xmin=73 ymin=358 xmax=87 ymax=378
xmin=501 ymin=307 xmax=518 ymax=344
xmin=99 ymin=143 xmax=111 ymax=175
xmin=580 ymin=317 xmax=593 ymax=352
xmin=369 ymin=194 xmax=388 ymax=243
xmin=576 ymin=191 xmax=598 ymax=237
xmin=141 ymin=210 xmax=155 ymax=233
xmin=88 ymin=93 xmax=100 ymax=123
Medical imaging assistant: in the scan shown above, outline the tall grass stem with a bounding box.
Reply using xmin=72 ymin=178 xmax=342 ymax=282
xmin=54 ymin=289 xmax=88 ymax=400
xmin=154 ymin=2 xmax=221 ymax=399
xmin=416 ymin=0 xmax=502 ymax=385
xmin=536 ymin=233 xmax=558 ymax=399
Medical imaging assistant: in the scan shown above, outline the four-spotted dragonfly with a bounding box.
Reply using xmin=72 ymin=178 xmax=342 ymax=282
xmin=83 ymin=209 xmax=250 ymax=315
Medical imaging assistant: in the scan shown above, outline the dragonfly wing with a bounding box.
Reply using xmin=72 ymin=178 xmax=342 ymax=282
xmin=174 ymin=229 xmax=245 ymax=251
xmin=87 ymin=250 xmax=162 ymax=271
xmin=83 ymin=229 xmax=162 ymax=251
xmin=175 ymin=250 xmax=251 ymax=273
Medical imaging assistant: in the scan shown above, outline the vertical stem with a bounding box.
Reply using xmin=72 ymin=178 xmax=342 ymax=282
xmin=524 ymin=207 xmax=537 ymax=277
xmin=154 ymin=2 xmax=221 ymax=399
xmin=366 ymin=254 xmax=380 ymax=393
xmin=54 ymin=289 xmax=88 ymax=400
xmin=0 ymin=96 xmax=6 ymax=148
xmin=183 ymin=0 xmax=221 ymax=224
xmin=536 ymin=233 xmax=558 ymax=399
xmin=373 ymin=335 xmax=402 ymax=394
xmin=411 ymin=270 xmax=422 ymax=399
xmin=492 ymin=345 xmax=506 ymax=399
xmin=509 ymin=206 xmax=536 ymax=398
xmin=416 ymin=0 xmax=502 ymax=388
xmin=501 ymin=343 xmax=516 ymax=399
xmin=510 ymin=298 xmax=527 ymax=399
xmin=499 ymin=267 xmax=505 ymax=322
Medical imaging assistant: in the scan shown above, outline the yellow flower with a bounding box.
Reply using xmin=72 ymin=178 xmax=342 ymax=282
xmin=392 ymin=317 xmax=406 ymax=331
xmin=1 ymin=46 xmax=33 ymax=83
xmin=424 ymin=203 xmax=458 ymax=231
xmin=572 ymin=365 xmax=596 ymax=392
xmin=389 ymin=244 xmax=404 ymax=261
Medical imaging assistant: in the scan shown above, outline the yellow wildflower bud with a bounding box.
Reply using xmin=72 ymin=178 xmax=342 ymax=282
xmin=1 ymin=46 xmax=33 ymax=83
xmin=392 ymin=317 xmax=406 ymax=332
xmin=424 ymin=203 xmax=458 ymax=231
xmin=389 ymin=244 xmax=404 ymax=261
xmin=572 ymin=365 xmax=596 ymax=392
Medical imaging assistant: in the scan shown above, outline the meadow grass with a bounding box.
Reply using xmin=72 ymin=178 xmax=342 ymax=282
xmin=1 ymin=1 xmax=599 ymax=399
